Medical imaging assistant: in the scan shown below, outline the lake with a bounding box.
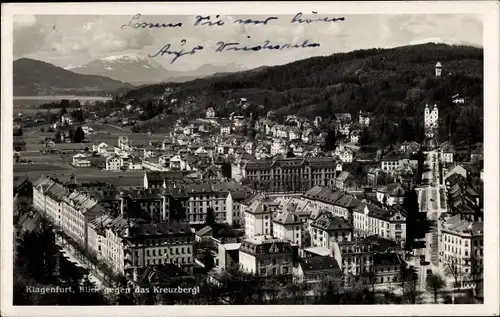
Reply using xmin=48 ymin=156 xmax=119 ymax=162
xmin=14 ymin=95 xmax=113 ymax=107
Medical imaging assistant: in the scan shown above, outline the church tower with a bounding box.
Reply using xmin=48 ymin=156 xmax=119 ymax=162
xmin=435 ymin=61 xmax=442 ymax=77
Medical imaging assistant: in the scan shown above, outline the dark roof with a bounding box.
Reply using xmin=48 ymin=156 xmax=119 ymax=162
xmin=129 ymin=222 xmax=193 ymax=239
xmin=311 ymin=212 xmax=352 ymax=231
xmin=374 ymin=253 xmax=403 ymax=266
xmin=300 ymin=256 xmax=340 ymax=272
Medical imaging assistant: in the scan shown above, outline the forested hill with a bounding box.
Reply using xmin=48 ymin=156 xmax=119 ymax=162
xmin=122 ymin=43 xmax=483 ymax=146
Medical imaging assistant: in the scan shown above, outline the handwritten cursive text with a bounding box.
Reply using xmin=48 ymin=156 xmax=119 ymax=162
xmin=149 ymin=40 xmax=204 ymax=64
xmin=291 ymin=12 xmax=345 ymax=24
xmin=233 ymin=17 xmax=279 ymax=25
xmin=121 ymin=14 xmax=183 ymax=30
xmin=215 ymin=39 xmax=320 ymax=52
xmin=194 ymin=15 xmax=225 ymax=27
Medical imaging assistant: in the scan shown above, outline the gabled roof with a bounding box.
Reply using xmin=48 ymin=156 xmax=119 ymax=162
xmin=273 ymin=212 xmax=301 ymax=225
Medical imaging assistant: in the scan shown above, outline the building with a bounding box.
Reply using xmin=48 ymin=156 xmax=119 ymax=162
xmin=206 ymin=107 xmax=215 ymax=118
xmin=439 ymin=217 xmax=483 ymax=282
xmin=32 ymin=177 xmax=68 ymax=228
xmin=424 ymin=104 xmax=439 ymax=133
xmin=239 ymin=236 xmax=294 ymax=278
xmin=220 ymin=125 xmax=231 ymax=135
xmin=123 ymin=222 xmax=195 ymax=274
xmin=381 ymin=151 xmax=407 ymax=172
xmin=72 ymin=153 xmax=91 ymax=167
xmin=353 ymin=203 xmax=407 ymax=243
xmin=143 ymin=171 xmax=186 ymax=189
xmin=244 ymin=158 xmax=338 ymax=193
xmin=272 ymin=212 xmax=302 ymax=247
xmin=293 ymin=256 xmax=342 ymax=292
xmin=441 ymin=142 xmax=456 ymax=163
xmin=310 ymin=212 xmax=353 ymax=248
xmin=106 ymin=155 xmax=122 ymax=171
xmin=358 ymin=111 xmax=370 ymax=127
xmin=244 ymin=197 xmax=280 ymax=238
xmin=435 ymin=61 xmax=442 ymax=77
xmin=331 ymin=239 xmax=376 ymax=285
xmin=61 ymin=191 xmax=107 ymax=248
xmin=373 ymin=253 xmax=405 ymax=285
xmin=375 ymin=183 xmax=406 ymax=206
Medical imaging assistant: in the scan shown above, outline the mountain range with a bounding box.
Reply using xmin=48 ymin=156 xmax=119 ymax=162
xmin=69 ymin=53 xmax=249 ymax=85
xmin=13 ymin=58 xmax=133 ymax=96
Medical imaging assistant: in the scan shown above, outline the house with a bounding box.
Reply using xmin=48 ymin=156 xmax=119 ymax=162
xmin=381 ymin=151 xmax=406 ymax=172
xmin=118 ymin=136 xmax=129 ymax=150
xmin=128 ymin=157 xmax=143 ymax=170
xmin=310 ymin=212 xmax=353 ymax=248
xmin=350 ymin=130 xmax=360 ymax=144
xmin=72 ymin=153 xmax=91 ymax=167
xmin=444 ymin=164 xmax=468 ymax=182
xmin=441 ymin=142 xmax=456 ymax=163
xmin=206 ymin=107 xmax=215 ymax=118
xmin=451 ymin=94 xmax=465 ymax=104
xmin=335 ymin=171 xmax=357 ymax=191
xmin=61 ymin=114 xmax=72 ymax=125
xmin=334 ymin=144 xmax=354 ymax=163
xmin=272 ymin=212 xmax=302 ymax=247
xmin=239 ymin=236 xmax=293 ymax=278
xmin=106 ymin=155 xmax=122 ymax=171
xmin=195 ymin=226 xmax=213 ymax=242
xmin=358 ymin=111 xmax=370 ymax=127
xmin=93 ymin=142 xmax=109 ymax=157
xmin=470 ymin=144 xmax=483 ymax=163
xmin=293 ymin=256 xmax=342 ymax=293
xmin=374 ymin=253 xmax=405 ymax=285
xmin=376 ymin=183 xmax=406 ymax=206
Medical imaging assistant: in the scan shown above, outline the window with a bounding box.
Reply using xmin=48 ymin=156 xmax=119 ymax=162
xmin=146 ymin=250 xmax=150 ymax=256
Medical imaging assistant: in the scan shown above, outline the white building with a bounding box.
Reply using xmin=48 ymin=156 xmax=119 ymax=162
xmin=206 ymin=107 xmax=216 ymax=118
xmin=424 ymin=104 xmax=439 ymax=129
xmin=106 ymin=155 xmax=122 ymax=171
xmin=435 ymin=61 xmax=442 ymax=77
xmin=32 ymin=177 xmax=68 ymax=228
xmin=439 ymin=217 xmax=483 ymax=282
xmin=272 ymin=212 xmax=302 ymax=247
xmin=243 ymin=199 xmax=280 ymax=238
xmin=220 ymin=125 xmax=231 ymax=135
xmin=93 ymin=142 xmax=109 ymax=157
xmin=72 ymin=153 xmax=91 ymax=167
xmin=239 ymin=236 xmax=293 ymax=276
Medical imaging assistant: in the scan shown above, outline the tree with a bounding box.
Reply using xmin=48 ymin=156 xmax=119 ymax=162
xmin=71 ymin=109 xmax=85 ymax=124
xmin=73 ymin=126 xmax=85 ymax=143
xmin=286 ymin=148 xmax=295 ymax=158
xmin=426 ymin=273 xmax=446 ymax=304
xmin=403 ymin=187 xmax=421 ymax=250
xmin=200 ymin=251 xmax=215 ymax=271
xmin=444 ymin=255 xmax=462 ymax=287
xmin=205 ymin=207 xmax=216 ymax=228
xmin=323 ymin=129 xmax=337 ymax=151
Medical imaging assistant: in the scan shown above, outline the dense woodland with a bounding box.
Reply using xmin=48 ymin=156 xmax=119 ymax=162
xmin=120 ymin=43 xmax=483 ymax=148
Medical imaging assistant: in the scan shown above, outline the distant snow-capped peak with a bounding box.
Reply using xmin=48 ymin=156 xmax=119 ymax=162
xmin=96 ymin=53 xmax=163 ymax=69
xmin=409 ymin=37 xmax=476 ymax=46
xmin=64 ymin=64 xmax=79 ymax=70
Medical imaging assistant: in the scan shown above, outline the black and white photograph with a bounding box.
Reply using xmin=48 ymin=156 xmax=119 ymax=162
xmin=1 ymin=2 xmax=499 ymax=316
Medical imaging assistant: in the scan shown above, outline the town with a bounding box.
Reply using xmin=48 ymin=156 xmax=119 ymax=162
xmin=13 ymin=61 xmax=484 ymax=305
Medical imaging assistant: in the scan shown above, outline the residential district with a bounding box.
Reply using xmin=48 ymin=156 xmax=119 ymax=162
xmin=13 ymin=64 xmax=484 ymax=305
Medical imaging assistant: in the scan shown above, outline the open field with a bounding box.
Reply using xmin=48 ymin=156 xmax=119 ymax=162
xmin=14 ymin=163 xmax=145 ymax=187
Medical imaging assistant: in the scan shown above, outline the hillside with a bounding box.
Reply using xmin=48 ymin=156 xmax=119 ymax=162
xmin=121 ymin=43 xmax=483 ymax=146
xmin=13 ymin=58 xmax=133 ymax=96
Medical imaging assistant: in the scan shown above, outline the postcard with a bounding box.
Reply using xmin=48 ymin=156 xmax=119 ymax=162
xmin=1 ymin=1 xmax=499 ymax=316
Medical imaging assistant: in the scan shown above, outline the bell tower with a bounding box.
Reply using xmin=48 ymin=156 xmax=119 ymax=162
xmin=435 ymin=61 xmax=442 ymax=78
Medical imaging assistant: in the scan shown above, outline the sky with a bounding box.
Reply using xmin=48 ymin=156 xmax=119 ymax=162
xmin=13 ymin=14 xmax=483 ymax=71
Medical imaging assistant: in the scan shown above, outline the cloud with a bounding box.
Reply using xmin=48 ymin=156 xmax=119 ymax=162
xmin=14 ymin=15 xmax=155 ymax=62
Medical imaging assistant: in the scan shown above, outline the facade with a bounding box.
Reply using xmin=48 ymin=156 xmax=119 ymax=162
xmin=293 ymin=256 xmax=342 ymax=291
xmin=106 ymin=155 xmax=122 ymax=171
xmin=439 ymin=217 xmax=483 ymax=282
xmin=244 ymin=198 xmax=280 ymax=238
xmin=123 ymin=222 xmax=195 ymax=274
xmin=72 ymin=153 xmax=91 ymax=167
xmin=239 ymin=236 xmax=294 ymax=277
xmin=272 ymin=212 xmax=302 ymax=247
xmin=310 ymin=212 xmax=353 ymax=248
xmin=373 ymin=253 xmax=405 ymax=285
xmin=353 ymin=203 xmax=407 ymax=243
xmin=244 ymin=158 xmax=338 ymax=193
